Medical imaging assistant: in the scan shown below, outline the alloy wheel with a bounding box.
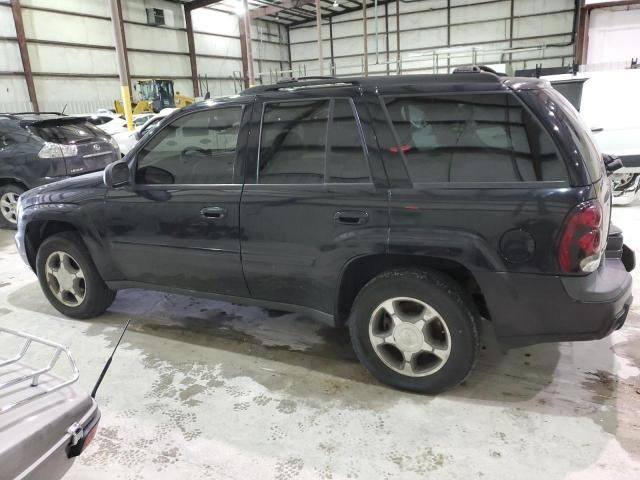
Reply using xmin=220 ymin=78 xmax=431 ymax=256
xmin=368 ymin=297 xmax=452 ymax=377
xmin=45 ymin=251 xmax=87 ymax=307
xmin=0 ymin=192 xmax=19 ymax=225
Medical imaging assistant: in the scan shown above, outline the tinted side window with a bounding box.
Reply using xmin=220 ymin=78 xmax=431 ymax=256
xmin=136 ymin=107 xmax=242 ymax=185
xmin=384 ymin=94 xmax=567 ymax=183
xmin=259 ymin=100 xmax=329 ymax=184
xmin=327 ymin=99 xmax=370 ymax=183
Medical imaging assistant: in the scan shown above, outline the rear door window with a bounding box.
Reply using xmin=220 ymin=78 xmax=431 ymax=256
xmin=258 ymin=99 xmax=370 ymax=184
xmin=259 ymin=100 xmax=329 ymax=184
xmin=326 ymin=99 xmax=370 ymax=183
xmin=383 ymin=93 xmax=567 ymax=183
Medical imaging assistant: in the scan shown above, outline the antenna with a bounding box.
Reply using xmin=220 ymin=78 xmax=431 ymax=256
xmin=91 ymin=318 xmax=131 ymax=399
xmin=61 ymin=104 xmax=68 ymax=115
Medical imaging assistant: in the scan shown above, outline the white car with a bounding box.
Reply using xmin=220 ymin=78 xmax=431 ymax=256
xmin=70 ymin=112 xmax=117 ymax=128
xmin=73 ymin=113 xmax=155 ymax=136
xmin=111 ymin=108 xmax=177 ymax=156
xmin=545 ymin=69 xmax=640 ymax=204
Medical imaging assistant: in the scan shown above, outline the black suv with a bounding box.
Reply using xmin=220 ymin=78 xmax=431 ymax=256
xmin=0 ymin=113 xmax=119 ymax=228
xmin=15 ymin=71 xmax=634 ymax=393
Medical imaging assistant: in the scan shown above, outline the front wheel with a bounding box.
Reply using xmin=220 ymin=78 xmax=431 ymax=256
xmin=36 ymin=232 xmax=116 ymax=319
xmin=348 ymin=269 xmax=479 ymax=394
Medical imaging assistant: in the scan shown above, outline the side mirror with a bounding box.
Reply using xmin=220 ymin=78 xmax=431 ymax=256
xmin=104 ymin=160 xmax=130 ymax=188
xmin=603 ymin=153 xmax=624 ymax=175
xmin=134 ymin=130 xmax=142 ymax=141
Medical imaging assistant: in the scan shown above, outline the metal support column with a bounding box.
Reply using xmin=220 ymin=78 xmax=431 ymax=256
xmin=315 ymin=0 xmax=324 ymax=75
xmin=329 ymin=17 xmax=336 ymax=75
xmin=395 ymin=0 xmax=400 ymax=73
xmin=363 ymin=0 xmax=368 ymax=76
xmin=10 ymin=0 xmax=38 ymax=112
xmin=385 ymin=1 xmax=390 ymax=75
xmin=241 ymin=0 xmax=255 ymax=86
xmin=576 ymin=0 xmax=590 ymax=65
xmin=185 ymin=7 xmax=200 ymax=97
xmin=108 ymin=0 xmax=133 ymax=130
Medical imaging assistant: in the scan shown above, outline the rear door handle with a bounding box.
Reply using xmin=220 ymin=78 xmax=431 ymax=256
xmin=334 ymin=210 xmax=369 ymax=225
xmin=200 ymin=206 xmax=227 ymax=219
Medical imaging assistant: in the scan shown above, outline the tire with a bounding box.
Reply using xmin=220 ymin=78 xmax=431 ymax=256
xmin=0 ymin=184 xmax=25 ymax=229
xmin=36 ymin=231 xmax=116 ymax=319
xmin=348 ymin=269 xmax=479 ymax=394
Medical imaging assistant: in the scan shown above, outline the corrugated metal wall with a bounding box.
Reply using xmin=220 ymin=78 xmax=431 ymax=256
xmin=0 ymin=0 xmax=289 ymax=112
xmin=289 ymin=0 xmax=578 ymax=77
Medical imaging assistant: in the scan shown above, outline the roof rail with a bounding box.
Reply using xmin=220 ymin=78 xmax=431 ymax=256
xmin=243 ymin=77 xmax=358 ymax=94
xmin=276 ymin=76 xmax=337 ymax=84
xmin=452 ymin=65 xmax=507 ymax=76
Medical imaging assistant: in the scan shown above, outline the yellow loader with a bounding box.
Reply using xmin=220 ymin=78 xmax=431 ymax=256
xmin=114 ymin=79 xmax=194 ymax=114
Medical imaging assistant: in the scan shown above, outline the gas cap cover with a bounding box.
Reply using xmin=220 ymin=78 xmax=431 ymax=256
xmin=499 ymin=229 xmax=535 ymax=263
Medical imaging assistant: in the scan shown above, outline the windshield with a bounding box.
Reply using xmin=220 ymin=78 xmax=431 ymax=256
xmin=138 ymin=80 xmax=174 ymax=102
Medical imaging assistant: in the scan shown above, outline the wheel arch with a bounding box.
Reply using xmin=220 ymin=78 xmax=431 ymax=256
xmin=24 ymin=219 xmax=81 ymax=271
xmin=334 ymin=254 xmax=490 ymax=327
xmin=0 ymin=178 xmax=29 ymax=191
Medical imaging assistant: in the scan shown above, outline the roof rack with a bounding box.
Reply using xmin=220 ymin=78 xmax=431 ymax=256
xmin=276 ymin=76 xmax=337 ymax=83
xmin=0 ymin=326 xmax=79 ymax=415
xmin=243 ymin=77 xmax=359 ymax=94
xmin=452 ymin=65 xmax=507 ymax=76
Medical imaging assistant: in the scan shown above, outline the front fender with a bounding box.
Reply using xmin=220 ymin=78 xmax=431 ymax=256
xmin=19 ymin=203 xmax=107 ymax=276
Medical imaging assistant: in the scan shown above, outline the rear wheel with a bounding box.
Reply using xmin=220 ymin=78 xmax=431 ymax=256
xmin=36 ymin=232 xmax=116 ymax=318
xmin=348 ymin=269 xmax=479 ymax=393
xmin=0 ymin=184 xmax=25 ymax=229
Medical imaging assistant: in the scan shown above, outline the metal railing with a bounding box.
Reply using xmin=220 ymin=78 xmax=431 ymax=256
xmin=0 ymin=326 xmax=79 ymax=415
xmin=244 ymin=44 xmax=578 ymax=84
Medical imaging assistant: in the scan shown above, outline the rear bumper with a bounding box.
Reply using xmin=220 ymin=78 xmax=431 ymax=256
xmin=477 ymin=255 xmax=633 ymax=348
xmin=16 ymin=402 xmax=100 ymax=480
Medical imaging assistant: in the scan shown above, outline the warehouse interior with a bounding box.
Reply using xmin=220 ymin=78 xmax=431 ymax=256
xmin=1 ymin=0 xmax=640 ymax=479
xmin=3 ymin=0 xmax=634 ymax=111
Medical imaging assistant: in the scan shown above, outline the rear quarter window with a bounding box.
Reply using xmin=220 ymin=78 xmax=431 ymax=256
xmin=383 ymin=93 xmax=568 ymax=184
xmin=542 ymin=88 xmax=603 ymax=182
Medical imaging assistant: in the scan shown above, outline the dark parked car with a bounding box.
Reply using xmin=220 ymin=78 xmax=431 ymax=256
xmin=15 ymin=71 xmax=634 ymax=393
xmin=0 ymin=112 xmax=120 ymax=228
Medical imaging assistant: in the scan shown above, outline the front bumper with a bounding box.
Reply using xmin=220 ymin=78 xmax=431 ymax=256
xmin=477 ymin=252 xmax=634 ymax=348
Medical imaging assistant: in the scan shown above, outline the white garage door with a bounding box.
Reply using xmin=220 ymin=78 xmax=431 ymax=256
xmin=587 ymin=7 xmax=640 ymax=67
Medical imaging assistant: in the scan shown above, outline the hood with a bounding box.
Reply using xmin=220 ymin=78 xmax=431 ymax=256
xmin=20 ymin=171 xmax=106 ymax=210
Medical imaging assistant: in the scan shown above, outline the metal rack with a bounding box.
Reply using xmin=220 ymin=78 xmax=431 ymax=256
xmin=0 ymin=326 xmax=79 ymax=415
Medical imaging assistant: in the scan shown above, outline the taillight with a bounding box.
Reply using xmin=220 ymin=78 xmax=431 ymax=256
xmin=558 ymin=200 xmax=603 ymax=273
xmin=81 ymin=423 xmax=99 ymax=452
xmin=38 ymin=142 xmax=78 ymax=158
xmin=67 ymin=419 xmax=99 ymax=458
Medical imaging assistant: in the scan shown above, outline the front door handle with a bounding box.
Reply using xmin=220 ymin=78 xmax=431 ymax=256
xmin=334 ymin=210 xmax=369 ymax=225
xmin=200 ymin=206 xmax=227 ymax=220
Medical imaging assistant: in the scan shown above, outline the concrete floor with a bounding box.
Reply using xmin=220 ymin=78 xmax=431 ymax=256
xmin=0 ymin=210 xmax=639 ymax=480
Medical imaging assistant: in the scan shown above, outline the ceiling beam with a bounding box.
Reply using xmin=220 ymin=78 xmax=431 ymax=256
xmin=251 ymin=0 xmax=316 ymax=19
xmin=10 ymin=0 xmax=38 ymax=112
xmin=184 ymin=0 xmax=224 ymax=12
